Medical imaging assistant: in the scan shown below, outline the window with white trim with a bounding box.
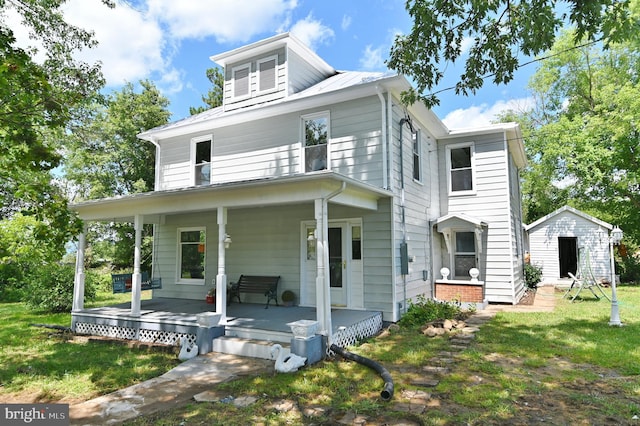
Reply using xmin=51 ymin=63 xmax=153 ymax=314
xmin=178 ymin=228 xmax=206 ymax=282
xmin=191 ymin=136 xmax=212 ymax=186
xmin=447 ymin=143 xmax=475 ymax=193
xmin=454 ymin=231 xmax=476 ymax=278
xmin=302 ymin=112 xmax=329 ymax=172
xmin=232 ymin=63 xmax=251 ymax=99
xmin=257 ymin=55 xmax=277 ymax=93
xmin=412 ymin=129 xmax=422 ymax=182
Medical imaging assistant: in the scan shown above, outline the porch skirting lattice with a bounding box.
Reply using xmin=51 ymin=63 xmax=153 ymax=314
xmin=74 ymin=322 xmax=197 ymax=346
xmin=331 ymin=312 xmax=383 ymax=348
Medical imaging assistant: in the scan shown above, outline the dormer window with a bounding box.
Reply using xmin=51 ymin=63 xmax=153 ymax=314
xmin=302 ymin=112 xmax=329 ymax=172
xmin=257 ymin=55 xmax=277 ymax=93
xmin=232 ymin=63 xmax=250 ymax=99
xmin=192 ymin=135 xmax=212 ymax=186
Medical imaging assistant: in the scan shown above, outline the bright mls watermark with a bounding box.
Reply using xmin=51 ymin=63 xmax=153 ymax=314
xmin=1 ymin=404 xmax=69 ymax=425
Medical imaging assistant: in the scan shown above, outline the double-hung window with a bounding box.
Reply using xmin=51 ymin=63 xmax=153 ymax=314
xmin=257 ymin=55 xmax=277 ymax=93
xmin=454 ymin=231 xmax=476 ymax=278
xmin=178 ymin=228 xmax=206 ymax=282
xmin=447 ymin=143 xmax=475 ymax=194
xmin=232 ymin=63 xmax=251 ymax=99
xmin=192 ymin=136 xmax=212 ymax=186
xmin=302 ymin=112 xmax=329 ymax=172
xmin=412 ymin=129 xmax=422 ymax=182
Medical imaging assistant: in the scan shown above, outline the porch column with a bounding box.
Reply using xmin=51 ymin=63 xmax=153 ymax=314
xmin=314 ymin=198 xmax=332 ymax=338
xmin=216 ymin=207 xmax=228 ymax=322
xmin=72 ymin=228 xmax=86 ymax=312
xmin=131 ymin=214 xmax=143 ymax=317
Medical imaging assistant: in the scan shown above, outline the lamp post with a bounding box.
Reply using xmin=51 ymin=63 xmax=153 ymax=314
xmin=609 ymin=225 xmax=623 ymax=326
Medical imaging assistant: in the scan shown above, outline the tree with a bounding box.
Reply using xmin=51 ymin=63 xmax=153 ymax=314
xmin=388 ymin=0 xmax=639 ymax=108
xmin=513 ymin=31 xmax=640 ymax=242
xmin=63 ymin=80 xmax=171 ymax=269
xmin=0 ymin=0 xmax=111 ymax=247
xmin=189 ymin=67 xmax=224 ymax=115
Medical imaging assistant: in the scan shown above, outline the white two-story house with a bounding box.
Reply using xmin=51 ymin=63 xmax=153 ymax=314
xmin=70 ymin=33 xmax=526 ymax=354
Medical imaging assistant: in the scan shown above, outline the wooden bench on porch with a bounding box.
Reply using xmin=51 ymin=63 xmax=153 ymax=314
xmin=227 ymin=275 xmax=280 ymax=309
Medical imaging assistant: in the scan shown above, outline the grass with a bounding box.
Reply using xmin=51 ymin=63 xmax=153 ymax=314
xmin=0 ymin=290 xmax=179 ymax=403
xmin=2 ymin=286 xmax=640 ymax=424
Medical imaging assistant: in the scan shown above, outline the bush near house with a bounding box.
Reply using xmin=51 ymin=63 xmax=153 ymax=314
xmin=23 ymin=263 xmax=100 ymax=313
xmin=524 ymin=263 xmax=543 ymax=289
xmin=398 ymin=295 xmax=466 ymax=327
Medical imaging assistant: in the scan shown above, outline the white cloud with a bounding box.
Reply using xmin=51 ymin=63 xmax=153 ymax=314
xmin=62 ymin=0 xmax=166 ymax=86
xmin=289 ymin=13 xmax=334 ymax=51
xmin=341 ymin=14 xmax=352 ymax=31
xmin=359 ymin=45 xmax=385 ymax=70
xmin=147 ymin=0 xmax=298 ymax=42
xmin=442 ymin=97 xmax=535 ymax=129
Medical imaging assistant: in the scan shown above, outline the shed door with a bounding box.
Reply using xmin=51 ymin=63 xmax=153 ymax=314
xmin=558 ymin=237 xmax=578 ymax=278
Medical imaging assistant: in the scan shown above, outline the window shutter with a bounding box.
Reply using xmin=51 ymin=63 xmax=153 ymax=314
xmin=234 ymin=66 xmax=249 ymax=97
xmin=259 ymin=58 xmax=276 ymax=91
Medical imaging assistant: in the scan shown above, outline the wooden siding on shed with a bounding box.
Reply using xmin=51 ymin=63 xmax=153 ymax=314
xmin=527 ymin=210 xmax=612 ymax=282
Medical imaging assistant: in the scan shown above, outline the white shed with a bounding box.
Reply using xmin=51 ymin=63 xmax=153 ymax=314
xmin=524 ymin=206 xmax=614 ymax=284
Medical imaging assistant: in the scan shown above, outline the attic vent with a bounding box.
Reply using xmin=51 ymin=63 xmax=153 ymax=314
xmin=258 ymin=56 xmax=277 ymax=92
xmin=233 ymin=64 xmax=250 ymax=98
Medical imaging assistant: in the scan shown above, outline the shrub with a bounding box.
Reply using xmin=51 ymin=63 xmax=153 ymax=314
xmin=398 ymin=295 xmax=464 ymax=327
xmin=24 ymin=263 xmax=97 ymax=312
xmin=524 ymin=263 xmax=543 ymax=289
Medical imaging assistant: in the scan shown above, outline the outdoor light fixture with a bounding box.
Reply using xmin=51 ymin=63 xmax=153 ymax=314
xmin=307 ymin=229 xmax=317 ymax=241
xmin=609 ymin=225 xmax=623 ymax=326
xmin=223 ymin=233 xmax=232 ymax=249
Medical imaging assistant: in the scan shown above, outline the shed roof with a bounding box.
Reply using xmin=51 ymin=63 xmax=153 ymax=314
xmin=524 ymin=205 xmax=612 ymax=232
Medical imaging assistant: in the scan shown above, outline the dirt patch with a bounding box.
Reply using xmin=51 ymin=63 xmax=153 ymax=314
xmin=517 ymin=287 xmax=536 ymax=305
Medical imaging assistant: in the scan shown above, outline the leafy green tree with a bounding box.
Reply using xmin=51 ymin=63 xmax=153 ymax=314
xmin=513 ymin=31 xmax=640 ymax=241
xmin=0 ymin=0 xmax=111 ymax=250
xmin=63 ymin=80 xmax=170 ymax=269
xmin=189 ymin=67 xmax=224 ymax=115
xmin=388 ymin=0 xmax=639 ymax=107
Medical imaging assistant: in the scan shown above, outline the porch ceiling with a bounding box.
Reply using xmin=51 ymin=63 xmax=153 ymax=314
xmin=71 ymin=172 xmax=392 ymax=223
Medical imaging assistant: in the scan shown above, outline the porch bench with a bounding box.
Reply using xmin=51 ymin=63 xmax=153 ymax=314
xmin=228 ymin=275 xmax=280 ymax=309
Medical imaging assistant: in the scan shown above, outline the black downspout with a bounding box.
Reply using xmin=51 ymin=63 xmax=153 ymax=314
xmin=330 ymin=344 xmax=394 ymax=401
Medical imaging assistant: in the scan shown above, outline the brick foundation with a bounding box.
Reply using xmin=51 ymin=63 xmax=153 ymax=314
xmin=435 ymin=281 xmax=484 ymax=303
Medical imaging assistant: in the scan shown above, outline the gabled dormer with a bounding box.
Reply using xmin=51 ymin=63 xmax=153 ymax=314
xmin=211 ymin=32 xmax=335 ymax=112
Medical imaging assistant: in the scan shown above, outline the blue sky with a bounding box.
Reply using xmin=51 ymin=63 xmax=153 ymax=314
xmin=11 ymin=0 xmax=535 ymax=128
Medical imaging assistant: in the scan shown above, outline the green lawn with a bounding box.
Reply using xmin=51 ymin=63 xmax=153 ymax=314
xmin=2 ymin=286 xmax=639 ymax=425
xmin=0 ymin=290 xmax=179 ymax=403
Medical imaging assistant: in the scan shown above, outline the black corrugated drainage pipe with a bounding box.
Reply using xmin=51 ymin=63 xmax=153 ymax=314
xmin=330 ymin=344 xmax=394 ymax=401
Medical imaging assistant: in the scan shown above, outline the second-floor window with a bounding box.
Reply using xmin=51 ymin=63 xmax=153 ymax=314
xmin=192 ymin=136 xmax=212 ymax=186
xmin=448 ymin=143 xmax=475 ymax=194
xmin=454 ymin=231 xmax=476 ymax=278
xmin=302 ymin=112 xmax=329 ymax=172
xmin=412 ymin=129 xmax=422 ymax=182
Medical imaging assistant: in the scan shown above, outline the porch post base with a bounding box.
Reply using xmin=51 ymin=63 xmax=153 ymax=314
xmin=291 ymin=334 xmax=326 ymax=365
xmin=197 ymin=326 xmax=225 ymax=354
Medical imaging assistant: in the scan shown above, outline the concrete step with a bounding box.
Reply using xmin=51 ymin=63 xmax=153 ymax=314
xmin=224 ymin=326 xmax=291 ymax=343
xmin=212 ymin=336 xmax=289 ymax=360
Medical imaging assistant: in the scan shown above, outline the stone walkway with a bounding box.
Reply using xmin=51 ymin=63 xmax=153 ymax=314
xmin=69 ymin=286 xmax=557 ymax=425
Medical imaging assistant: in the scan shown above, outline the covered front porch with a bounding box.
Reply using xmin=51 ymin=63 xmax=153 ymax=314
xmin=71 ymin=298 xmax=383 ymax=356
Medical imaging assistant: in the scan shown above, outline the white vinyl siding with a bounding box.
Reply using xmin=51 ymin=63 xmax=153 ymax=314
xmin=439 ymin=132 xmax=518 ymax=303
xmin=287 ymin=49 xmax=329 ymax=94
xmin=157 ymin=96 xmax=387 ymax=190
